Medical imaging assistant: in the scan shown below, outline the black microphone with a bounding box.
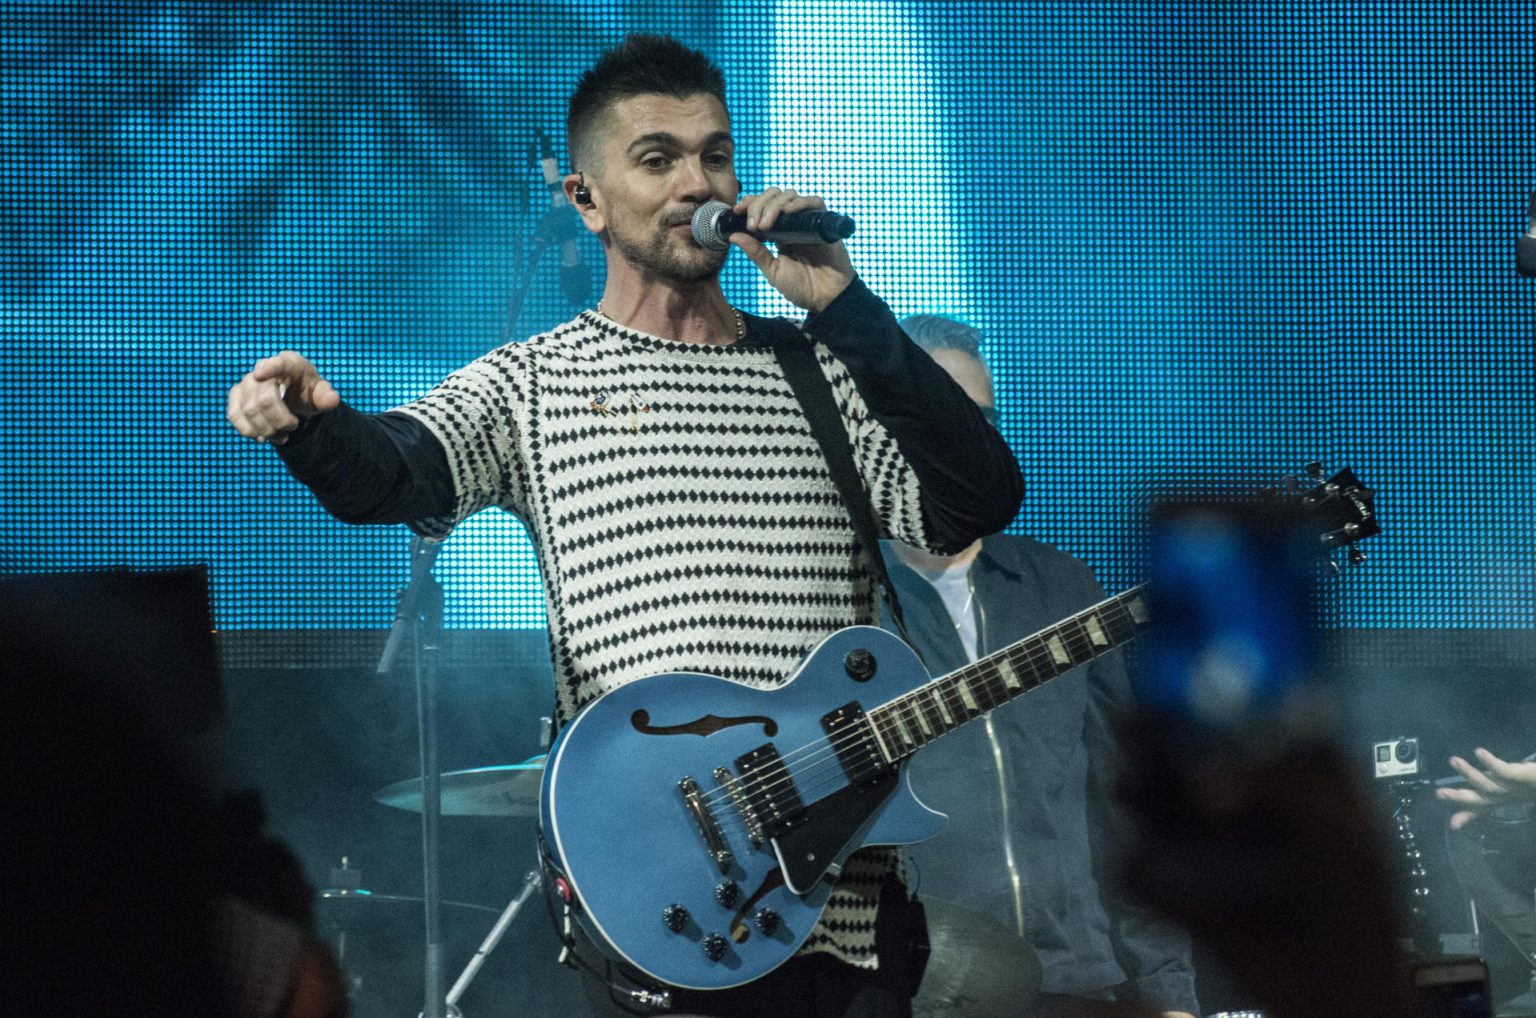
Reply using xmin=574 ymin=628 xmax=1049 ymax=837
xmin=691 ymin=199 xmax=855 ymax=251
xmin=538 ymin=130 xmax=590 ymax=304
xmin=1519 ymin=189 xmax=1536 ymax=278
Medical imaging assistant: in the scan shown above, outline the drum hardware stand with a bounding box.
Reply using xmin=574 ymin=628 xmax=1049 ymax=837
xmin=324 ymin=856 xmax=365 ymax=1001
xmin=378 ymin=536 xmax=448 ymax=1018
xmin=434 ymin=870 xmax=543 ymax=1017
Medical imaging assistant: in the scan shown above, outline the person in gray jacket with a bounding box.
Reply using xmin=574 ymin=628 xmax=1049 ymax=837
xmin=882 ymin=315 xmax=1199 ymax=1018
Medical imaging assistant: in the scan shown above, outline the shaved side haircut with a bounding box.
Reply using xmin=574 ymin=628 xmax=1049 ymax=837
xmin=566 ymin=34 xmax=728 ymax=174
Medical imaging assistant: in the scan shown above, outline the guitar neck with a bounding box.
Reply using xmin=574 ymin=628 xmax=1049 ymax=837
xmin=868 ymin=585 xmax=1150 ymax=763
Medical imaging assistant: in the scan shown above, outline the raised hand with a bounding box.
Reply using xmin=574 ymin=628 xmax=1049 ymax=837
xmin=226 ymin=351 xmax=340 ymax=445
xmin=1437 ymin=748 xmax=1536 ymax=829
xmin=728 ymin=188 xmax=854 ymax=313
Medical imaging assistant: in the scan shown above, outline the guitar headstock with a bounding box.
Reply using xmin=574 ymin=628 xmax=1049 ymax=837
xmin=1282 ymin=461 xmax=1381 ymax=570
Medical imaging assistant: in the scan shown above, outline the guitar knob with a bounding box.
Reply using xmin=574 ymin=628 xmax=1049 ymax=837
xmin=752 ymin=908 xmax=781 ymax=935
xmin=844 ymin=648 xmax=876 ymax=681
xmin=701 ymin=932 xmax=729 ymax=961
xmin=713 ymin=880 xmax=741 ymax=908
xmin=661 ymin=904 xmax=690 ymax=932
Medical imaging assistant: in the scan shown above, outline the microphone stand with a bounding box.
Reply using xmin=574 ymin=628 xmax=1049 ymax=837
xmin=377 ymin=536 xmax=448 ymax=1018
xmin=502 ymin=203 xmax=587 ymax=342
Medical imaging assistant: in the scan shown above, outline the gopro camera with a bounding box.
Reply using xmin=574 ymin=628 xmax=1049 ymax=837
xmin=1374 ymin=736 xmax=1421 ymax=780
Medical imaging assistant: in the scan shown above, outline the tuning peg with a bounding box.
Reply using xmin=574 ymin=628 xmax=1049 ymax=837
xmin=1305 ymin=461 xmax=1325 ymax=481
xmin=1348 ymin=544 xmax=1367 ymax=566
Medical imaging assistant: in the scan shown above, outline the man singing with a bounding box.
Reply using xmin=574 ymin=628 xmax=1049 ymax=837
xmin=226 ymin=34 xmax=1022 ymax=1018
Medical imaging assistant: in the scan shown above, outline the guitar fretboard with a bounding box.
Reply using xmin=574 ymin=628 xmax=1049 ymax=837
xmin=867 ymin=586 xmax=1150 ymax=762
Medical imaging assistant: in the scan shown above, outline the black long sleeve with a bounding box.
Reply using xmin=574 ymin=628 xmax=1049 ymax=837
xmin=273 ymin=403 xmax=454 ymax=528
xmin=802 ymin=276 xmax=1024 ymax=552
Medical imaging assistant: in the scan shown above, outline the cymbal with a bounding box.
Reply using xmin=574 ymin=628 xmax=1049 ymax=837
xmin=913 ymin=896 xmax=1042 ymax=1018
xmin=373 ymin=754 xmax=546 ymax=817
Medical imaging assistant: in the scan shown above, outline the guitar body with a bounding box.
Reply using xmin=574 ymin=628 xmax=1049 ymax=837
xmin=539 ymin=626 xmax=946 ymax=991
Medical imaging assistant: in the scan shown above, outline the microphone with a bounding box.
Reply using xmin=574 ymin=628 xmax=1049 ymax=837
xmin=1519 ymin=189 xmax=1536 ymax=278
xmin=537 ymin=130 xmax=590 ymax=304
xmin=691 ymin=200 xmax=855 ymax=252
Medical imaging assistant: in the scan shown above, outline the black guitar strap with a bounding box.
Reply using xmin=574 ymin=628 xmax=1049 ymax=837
xmin=764 ymin=319 xmax=915 ymax=650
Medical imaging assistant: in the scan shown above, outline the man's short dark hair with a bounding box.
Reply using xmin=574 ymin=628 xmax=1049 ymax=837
xmin=566 ymin=34 xmax=728 ymax=174
xmin=899 ymin=315 xmax=985 ymax=360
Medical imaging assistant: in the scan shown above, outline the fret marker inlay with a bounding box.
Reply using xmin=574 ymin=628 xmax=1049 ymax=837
xmin=1127 ymin=596 xmax=1148 ymax=625
xmin=998 ymin=658 xmax=1022 ymax=691
xmin=878 ymin=588 xmax=1155 ymax=766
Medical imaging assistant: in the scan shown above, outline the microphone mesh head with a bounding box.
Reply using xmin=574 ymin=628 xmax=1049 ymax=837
xmin=691 ymin=201 xmax=733 ymax=251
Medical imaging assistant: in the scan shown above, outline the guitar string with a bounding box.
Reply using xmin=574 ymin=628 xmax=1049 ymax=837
xmin=708 ymin=489 xmax=1372 ymax=825
xmin=679 ymin=479 xmax=1370 ymax=824
xmin=687 ymin=598 xmax=1143 ymax=826
xmin=716 ymin=478 xmax=1373 ymax=816
xmin=738 ymin=521 xmax=1356 ymax=813
xmin=691 ymin=620 xmax=1074 ymax=817
xmin=711 ymin=595 xmax=1139 ymax=805
xmin=695 ymin=614 xmax=1164 ymax=847
xmin=681 ymin=476 xmax=1362 ymax=814
xmin=689 ymin=596 xmax=1141 ymax=817
xmin=699 ymin=616 xmax=1122 ymax=832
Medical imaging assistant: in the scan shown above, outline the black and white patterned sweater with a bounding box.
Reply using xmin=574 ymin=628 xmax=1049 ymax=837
xmin=276 ymin=276 xmax=1023 ymax=971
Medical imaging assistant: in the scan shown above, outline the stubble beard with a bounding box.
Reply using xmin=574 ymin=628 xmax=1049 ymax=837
xmin=610 ymin=215 xmax=728 ymax=285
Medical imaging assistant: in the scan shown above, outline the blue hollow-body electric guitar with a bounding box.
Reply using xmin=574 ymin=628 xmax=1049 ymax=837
xmin=539 ymin=468 xmax=1378 ymax=991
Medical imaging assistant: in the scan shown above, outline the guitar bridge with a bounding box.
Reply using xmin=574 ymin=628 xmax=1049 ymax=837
xmin=679 ymin=776 xmax=734 ymax=874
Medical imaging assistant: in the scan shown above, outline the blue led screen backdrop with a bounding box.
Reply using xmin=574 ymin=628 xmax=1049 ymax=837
xmin=3 ymin=1 xmax=1532 ymax=629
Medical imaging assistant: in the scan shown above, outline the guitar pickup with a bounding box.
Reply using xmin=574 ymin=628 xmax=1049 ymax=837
xmin=821 ymin=702 xmax=890 ymax=785
xmin=735 ymin=744 xmax=806 ymax=840
xmin=679 ymin=776 xmax=733 ymax=874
